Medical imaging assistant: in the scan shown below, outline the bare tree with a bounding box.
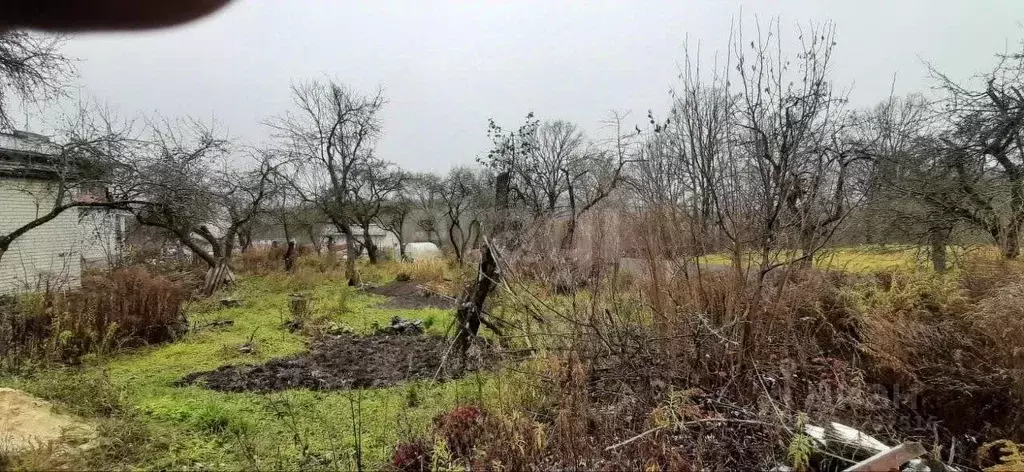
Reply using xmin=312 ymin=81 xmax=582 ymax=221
xmin=129 ymin=118 xmax=278 ymax=294
xmin=651 ymin=46 xmax=737 ymax=259
xmin=525 ymin=120 xmax=587 ymax=215
xmin=481 ymin=112 xmax=540 ymax=237
xmin=860 ymin=45 xmax=1024 ymax=263
xmin=853 ymin=94 xmax=954 ymax=267
xmin=267 ymin=79 xmax=385 ymax=284
xmin=558 ymin=113 xmax=634 ymax=251
xmin=377 ymin=174 xmax=413 ymax=260
xmin=439 ymin=166 xmax=488 ymax=265
xmin=406 ymin=172 xmax=444 ymax=247
xmin=626 ymin=20 xmax=856 ymax=356
xmin=921 ymin=49 xmax=1024 ymax=259
xmin=0 ymin=31 xmax=73 ymax=129
xmin=346 ymin=157 xmax=405 ymax=263
xmin=718 ymin=19 xmax=862 ymax=357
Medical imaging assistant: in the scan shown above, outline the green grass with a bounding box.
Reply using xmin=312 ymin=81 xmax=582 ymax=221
xmin=0 ymin=269 xmax=484 ymax=470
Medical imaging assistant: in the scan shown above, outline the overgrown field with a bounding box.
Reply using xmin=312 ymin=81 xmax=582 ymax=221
xmin=2 ymin=248 xmax=1024 ymax=470
xmin=0 ymin=260 xmax=492 ymax=470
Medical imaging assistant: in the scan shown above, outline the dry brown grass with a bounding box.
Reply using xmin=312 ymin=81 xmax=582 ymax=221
xmin=972 ymin=282 xmax=1024 ymax=398
xmin=0 ymin=265 xmax=187 ymax=367
xmin=848 ymin=261 xmax=1024 ymax=445
xmin=395 ymin=259 xmax=446 ymax=284
xmin=236 ymin=247 xmax=286 ymax=275
xmin=460 ymin=213 xmax=1024 ymax=469
xmin=959 ymin=252 xmax=1024 ymax=299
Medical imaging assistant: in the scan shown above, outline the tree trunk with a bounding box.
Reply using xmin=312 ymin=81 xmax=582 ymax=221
xmin=343 ymin=228 xmax=360 ymax=286
xmin=309 ymin=227 xmax=322 ymax=255
xmin=560 ymin=168 xmax=578 ymax=252
xmin=361 ymin=225 xmax=379 ymax=264
xmin=449 ymin=221 xmax=464 ymax=266
xmin=560 ymin=217 xmax=577 ymax=252
xmin=282 ymin=217 xmax=292 ymax=242
xmin=929 ymin=229 xmax=949 ymax=273
xmin=238 ymin=230 xmax=253 ymax=253
xmin=454 ymin=244 xmax=498 ymax=358
xmin=1004 ymin=230 xmax=1020 ymax=260
xmin=493 ymin=171 xmax=511 ymax=236
xmin=1006 ymin=183 xmax=1024 ymax=259
xmin=395 ymin=233 xmax=406 ymax=260
xmin=284 ymin=240 xmax=297 ymax=272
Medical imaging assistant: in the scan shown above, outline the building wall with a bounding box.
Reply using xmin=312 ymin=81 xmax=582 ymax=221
xmin=0 ymin=178 xmax=83 ymax=294
xmin=78 ymin=208 xmax=126 ymax=268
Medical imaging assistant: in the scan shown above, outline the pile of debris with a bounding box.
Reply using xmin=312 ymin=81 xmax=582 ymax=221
xmin=374 ymin=316 xmax=424 ymax=335
xmin=772 ymin=421 xmax=958 ymax=472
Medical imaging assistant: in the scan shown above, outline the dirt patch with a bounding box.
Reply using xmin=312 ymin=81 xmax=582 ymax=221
xmin=365 ymin=281 xmax=456 ymax=310
xmin=180 ymin=334 xmax=475 ymax=393
xmin=0 ymin=388 xmax=96 ymax=455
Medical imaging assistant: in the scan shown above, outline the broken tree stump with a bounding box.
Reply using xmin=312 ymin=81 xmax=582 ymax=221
xmin=454 ymin=243 xmax=498 ymax=358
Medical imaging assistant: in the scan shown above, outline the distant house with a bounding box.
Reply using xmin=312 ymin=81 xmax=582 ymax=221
xmin=0 ymin=131 xmax=126 ymax=294
xmin=322 ymin=223 xmax=401 ymax=258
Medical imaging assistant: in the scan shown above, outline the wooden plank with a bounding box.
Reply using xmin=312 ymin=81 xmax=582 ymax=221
xmin=843 ymin=441 xmax=926 ymax=472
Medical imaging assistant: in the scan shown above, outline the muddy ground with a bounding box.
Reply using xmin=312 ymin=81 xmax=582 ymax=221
xmin=180 ymin=334 xmax=459 ymax=392
xmin=365 ymin=281 xmax=456 ymax=310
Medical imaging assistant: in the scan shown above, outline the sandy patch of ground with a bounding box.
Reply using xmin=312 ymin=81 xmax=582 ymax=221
xmin=0 ymin=388 xmax=95 ymax=455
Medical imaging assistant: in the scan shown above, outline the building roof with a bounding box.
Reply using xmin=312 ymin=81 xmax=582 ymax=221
xmin=0 ymin=131 xmax=63 ymax=180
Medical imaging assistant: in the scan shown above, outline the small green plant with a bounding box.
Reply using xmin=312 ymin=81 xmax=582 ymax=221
xmin=332 ymin=288 xmax=350 ymax=314
xmin=787 ymin=413 xmax=814 ymax=472
xmin=429 ymin=435 xmax=454 ymax=472
xmin=189 ymin=404 xmax=248 ymax=435
xmin=406 ymin=383 xmax=421 ymax=408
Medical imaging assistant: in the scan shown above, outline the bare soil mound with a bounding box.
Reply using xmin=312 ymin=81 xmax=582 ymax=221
xmin=180 ymin=334 xmax=461 ymax=392
xmin=0 ymin=388 xmax=96 ymax=455
xmin=365 ymin=281 xmax=456 ymax=310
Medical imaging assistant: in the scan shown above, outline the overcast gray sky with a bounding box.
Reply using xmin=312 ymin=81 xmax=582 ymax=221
xmin=51 ymin=0 xmax=1024 ymax=172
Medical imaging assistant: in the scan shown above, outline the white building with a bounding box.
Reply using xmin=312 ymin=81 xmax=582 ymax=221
xmin=322 ymin=223 xmax=401 ymax=259
xmin=0 ymin=131 xmax=126 ymax=294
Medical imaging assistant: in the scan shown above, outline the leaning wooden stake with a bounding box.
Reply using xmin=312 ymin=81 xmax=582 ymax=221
xmin=202 ymin=260 xmax=236 ymax=297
